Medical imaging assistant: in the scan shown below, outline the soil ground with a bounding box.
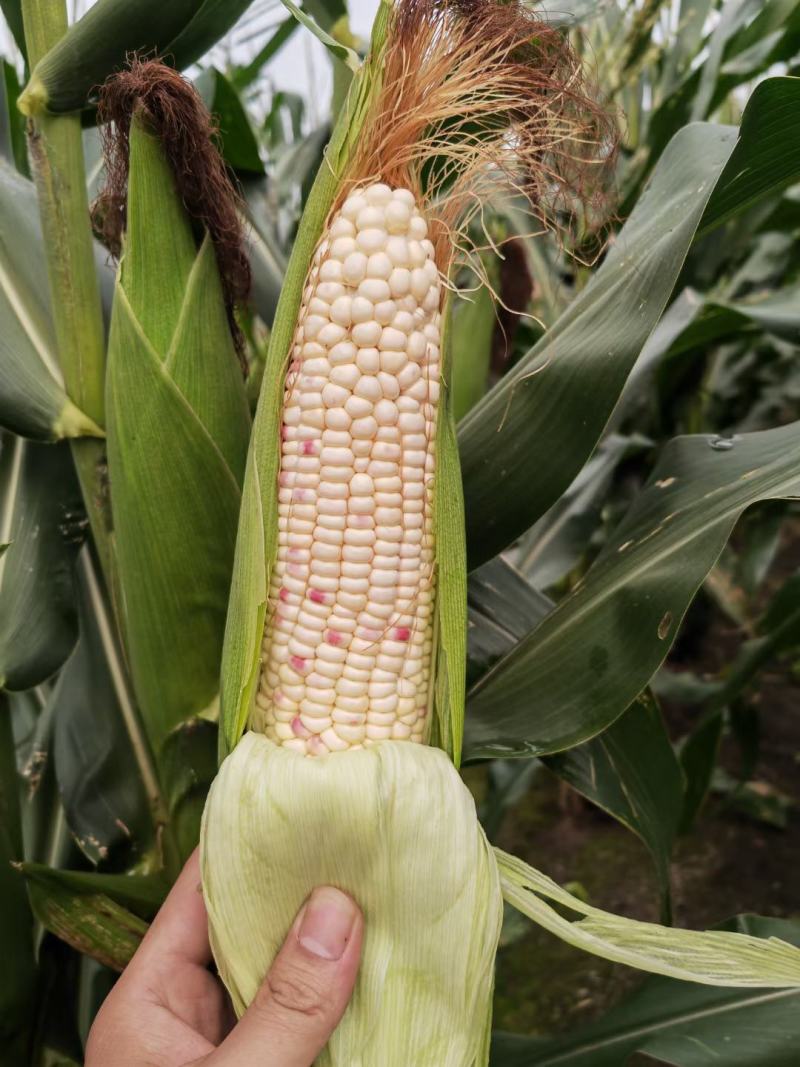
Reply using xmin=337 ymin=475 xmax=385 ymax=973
xmin=485 ymin=522 xmax=800 ymax=1038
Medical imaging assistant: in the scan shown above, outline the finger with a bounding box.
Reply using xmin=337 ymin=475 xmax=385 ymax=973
xmin=208 ymin=887 xmax=363 ymax=1067
xmin=131 ymin=849 xmax=212 ymax=973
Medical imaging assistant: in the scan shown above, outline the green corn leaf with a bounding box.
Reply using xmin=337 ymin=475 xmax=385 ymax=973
xmin=16 ymin=863 xmax=168 ymax=920
xmin=460 ymin=77 xmax=800 ymax=569
xmin=0 ymin=0 xmax=27 ymax=61
xmin=231 ymin=16 xmax=299 ymax=90
xmin=459 ymin=118 xmax=735 ymax=568
xmin=51 ymin=551 xmax=161 ymax=869
xmin=497 ymin=850 xmax=800 ymax=987
xmin=450 ymin=276 xmax=496 ymax=423
xmin=159 ymin=716 xmax=218 ymax=873
xmin=106 ymin=115 xmax=250 ymax=756
xmin=19 ymin=0 xmax=257 ymax=116
xmin=465 ymin=420 xmax=800 ymax=760
xmin=0 ymin=436 xmax=83 ymax=692
xmin=544 ymin=690 xmax=684 ymax=922
xmin=466 ymin=557 xmax=682 ymax=914
xmin=2 ymin=60 xmax=29 ymax=176
xmin=0 ymin=699 xmax=36 ymax=1063
xmin=277 ymin=0 xmax=360 ymax=71
xmin=466 ymin=556 xmax=553 ymax=686
xmin=515 ymin=434 xmax=649 ymax=590
xmin=0 ymin=163 xmax=102 ymax=442
xmin=194 ymin=68 xmax=264 ymax=176
xmin=7 ymin=686 xmax=62 ymax=870
xmin=660 ymin=283 xmax=800 ymax=361
xmin=23 ymin=872 xmax=148 ymax=972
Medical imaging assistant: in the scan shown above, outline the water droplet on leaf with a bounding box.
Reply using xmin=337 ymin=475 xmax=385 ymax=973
xmin=709 ymin=435 xmax=737 ymax=451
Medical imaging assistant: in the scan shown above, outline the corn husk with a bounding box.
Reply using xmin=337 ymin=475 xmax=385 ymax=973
xmin=106 ymin=113 xmax=250 ymax=756
xmin=201 ymin=732 xmax=501 ymax=1066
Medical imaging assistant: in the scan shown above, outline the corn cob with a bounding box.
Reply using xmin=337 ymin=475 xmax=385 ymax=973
xmin=256 ymin=184 xmax=441 ymax=753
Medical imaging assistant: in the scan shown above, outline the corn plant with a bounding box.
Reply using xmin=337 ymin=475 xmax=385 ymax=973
xmin=1 ymin=0 xmax=800 ymax=1064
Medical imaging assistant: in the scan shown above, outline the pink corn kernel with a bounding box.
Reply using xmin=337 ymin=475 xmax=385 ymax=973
xmin=309 ymin=588 xmax=327 ymax=604
xmin=279 ymin=471 xmax=292 ymax=487
xmin=290 ymin=655 xmax=308 ymax=673
xmin=291 ymin=716 xmax=310 ymax=738
xmin=302 ymin=440 xmax=318 ymax=455
xmin=279 ymin=587 xmax=290 ymax=602
xmin=292 ymin=488 xmax=308 ymax=503
xmin=325 ymin=629 xmax=342 ymax=645
xmin=394 ymin=627 xmax=411 ymax=641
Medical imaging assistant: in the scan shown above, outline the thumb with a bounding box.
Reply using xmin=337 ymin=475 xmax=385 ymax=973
xmin=208 ymin=887 xmax=363 ymax=1067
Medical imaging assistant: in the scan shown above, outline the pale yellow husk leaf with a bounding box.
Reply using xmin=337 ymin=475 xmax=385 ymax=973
xmin=200 ymin=732 xmax=502 ymax=1066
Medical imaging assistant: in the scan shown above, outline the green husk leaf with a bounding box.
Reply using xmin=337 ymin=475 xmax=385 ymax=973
xmin=202 ymin=732 xmax=501 ymax=1065
xmin=106 ymin=290 xmax=243 ymax=747
xmin=498 ymin=849 xmax=800 ymax=986
xmin=218 ymin=446 xmax=268 ymax=759
xmin=106 ymin=113 xmax=250 ymax=754
xmin=122 ymin=117 xmax=197 ymax=354
xmin=431 ymin=294 xmax=468 ymax=763
xmin=165 ymin=235 xmax=251 ymax=475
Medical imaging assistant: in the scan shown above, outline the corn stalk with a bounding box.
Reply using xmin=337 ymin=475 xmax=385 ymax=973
xmin=20 ymin=0 xmax=113 ymax=587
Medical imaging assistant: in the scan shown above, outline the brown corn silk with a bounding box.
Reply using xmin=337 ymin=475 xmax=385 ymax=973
xmin=94 ymin=57 xmax=251 ymax=362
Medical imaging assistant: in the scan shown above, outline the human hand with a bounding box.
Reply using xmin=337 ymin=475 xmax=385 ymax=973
xmin=85 ymin=850 xmax=363 ymax=1066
